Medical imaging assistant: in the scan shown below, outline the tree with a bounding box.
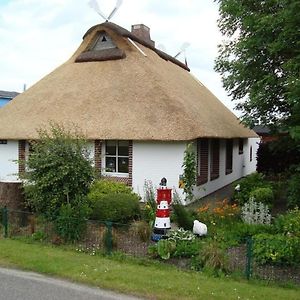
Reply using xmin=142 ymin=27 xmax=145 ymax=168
xmin=215 ymin=0 xmax=300 ymax=139
xmin=23 ymin=124 xmax=94 ymax=220
xmin=182 ymin=143 xmax=196 ymax=202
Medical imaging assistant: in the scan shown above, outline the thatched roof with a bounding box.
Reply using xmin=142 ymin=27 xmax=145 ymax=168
xmin=0 ymin=22 xmax=256 ymax=140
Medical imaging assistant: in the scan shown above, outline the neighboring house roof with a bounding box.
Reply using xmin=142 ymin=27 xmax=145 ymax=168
xmin=0 ymin=90 xmax=19 ymax=108
xmin=253 ymin=125 xmax=271 ymax=135
xmin=0 ymin=22 xmax=257 ymax=141
xmin=0 ymin=90 xmax=19 ymax=99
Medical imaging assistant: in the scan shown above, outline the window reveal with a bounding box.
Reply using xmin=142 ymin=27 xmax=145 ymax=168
xmin=225 ymin=139 xmax=233 ymax=175
xmin=105 ymin=141 xmax=129 ymax=173
xmin=238 ymin=138 xmax=244 ymax=155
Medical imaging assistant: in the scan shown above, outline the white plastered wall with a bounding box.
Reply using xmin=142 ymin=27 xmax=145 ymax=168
xmin=192 ymin=137 xmax=260 ymax=199
xmin=132 ymin=141 xmax=187 ymax=200
xmin=0 ymin=140 xmax=19 ymax=182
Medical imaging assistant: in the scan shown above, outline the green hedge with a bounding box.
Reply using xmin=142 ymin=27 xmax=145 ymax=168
xmin=89 ymin=193 xmax=140 ymax=223
xmin=253 ymin=233 xmax=300 ymax=265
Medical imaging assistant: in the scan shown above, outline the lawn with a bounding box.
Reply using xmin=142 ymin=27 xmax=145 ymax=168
xmin=0 ymin=239 xmax=299 ymax=300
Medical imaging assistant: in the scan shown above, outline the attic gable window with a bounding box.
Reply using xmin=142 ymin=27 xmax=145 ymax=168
xmin=90 ymin=32 xmax=116 ymax=51
xmin=75 ymin=31 xmax=125 ymax=63
xmin=105 ymin=141 xmax=129 ymax=174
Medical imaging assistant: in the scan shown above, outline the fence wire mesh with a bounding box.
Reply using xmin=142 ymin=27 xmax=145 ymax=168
xmin=1 ymin=207 xmax=299 ymax=285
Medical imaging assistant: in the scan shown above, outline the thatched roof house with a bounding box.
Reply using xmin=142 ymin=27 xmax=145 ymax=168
xmin=0 ymin=22 xmax=258 ymax=202
xmin=0 ymin=22 xmax=255 ymax=141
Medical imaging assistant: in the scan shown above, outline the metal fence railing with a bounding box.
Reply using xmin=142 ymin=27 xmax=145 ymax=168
xmin=0 ymin=207 xmax=151 ymax=257
xmin=1 ymin=206 xmax=299 ymax=285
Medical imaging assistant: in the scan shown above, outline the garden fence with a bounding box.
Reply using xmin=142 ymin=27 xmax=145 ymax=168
xmin=1 ymin=207 xmax=299 ymax=285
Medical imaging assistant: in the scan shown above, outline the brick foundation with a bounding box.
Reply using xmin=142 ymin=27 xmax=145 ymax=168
xmin=0 ymin=182 xmax=25 ymax=210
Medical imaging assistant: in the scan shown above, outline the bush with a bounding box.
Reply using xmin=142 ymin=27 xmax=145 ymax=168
xmin=249 ymin=187 xmax=274 ymax=207
xmin=89 ymin=193 xmax=140 ymax=223
xmin=253 ymin=233 xmax=300 ymax=265
xmin=23 ymin=124 xmax=94 ymax=220
xmin=274 ymin=208 xmax=300 ymax=237
xmin=287 ymin=173 xmax=300 ymax=208
xmin=168 ymin=228 xmax=195 ymax=242
xmin=89 ymin=179 xmax=135 ymax=196
xmin=197 ymin=240 xmax=229 ymax=275
xmin=130 ymin=220 xmax=152 ymax=242
xmin=241 ymin=198 xmax=272 ymax=225
xmin=172 ymin=204 xmax=194 ymax=230
xmin=173 ymin=239 xmax=203 ymax=258
xmin=54 ymin=199 xmax=90 ymax=242
xmin=233 ymin=172 xmax=272 ymax=205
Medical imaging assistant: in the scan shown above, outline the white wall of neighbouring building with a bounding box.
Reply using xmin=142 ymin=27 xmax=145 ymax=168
xmin=0 ymin=140 xmax=19 ymax=182
xmin=132 ymin=141 xmax=187 ymax=200
xmin=192 ymin=137 xmax=260 ymax=200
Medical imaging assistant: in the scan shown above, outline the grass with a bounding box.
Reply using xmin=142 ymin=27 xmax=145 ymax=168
xmin=0 ymin=239 xmax=299 ymax=299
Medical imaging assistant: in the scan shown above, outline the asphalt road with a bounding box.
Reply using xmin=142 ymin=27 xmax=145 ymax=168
xmin=0 ymin=267 xmax=143 ymax=300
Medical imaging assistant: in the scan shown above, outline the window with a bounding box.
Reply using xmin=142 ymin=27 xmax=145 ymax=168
xmin=238 ymin=138 xmax=244 ymax=155
xmin=0 ymin=140 xmax=7 ymax=144
xmin=225 ymin=139 xmax=233 ymax=175
xmin=91 ymin=32 xmax=116 ymax=51
xmin=105 ymin=141 xmax=129 ymax=174
xmin=250 ymin=146 xmax=253 ymax=162
xmin=210 ymin=139 xmax=220 ymax=180
xmin=197 ymin=138 xmax=209 ymax=185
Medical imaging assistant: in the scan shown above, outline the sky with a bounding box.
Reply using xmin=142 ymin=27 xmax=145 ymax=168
xmin=0 ymin=0 xmax=237 ymax=113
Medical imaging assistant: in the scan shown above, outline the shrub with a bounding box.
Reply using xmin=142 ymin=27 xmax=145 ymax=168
xmin=89 ymin=193 xmax=140 ymax=223
xmin=198 ymin=240 xmax=229 ymax=275
xmin=23 ymin=123 xmax=94 ymax=220
xmin=168 ymin=228 xmax=195 ymax=242
xmin=253 ymin=233 xmax=300 ymax=265
xmin=130 ymin=220 xmax=152 ymax=242
xmin=287 ymin=173 xmax=300 ymax=208
xmin=157 ymin=239 xmax=176 ymax=260
xmin=249 ymin=187 xmax=274 ymax=207
xmin=173 ymin=239 xmax=203 ymax=258
xmin=142 ymin=180 xmax=157 ymax=226
xmin=172 ymin=204 xmax=194 ymax=231
xmin=31 ymin=231 xmax=47 ymax=242
xmin=241 ymin=198 xmax=271 ymax=225
xmin=232 ymin=172 xmax=271 ymax=206
xmin=54 ymin=199 xmax=90 ymax=242
xmin=89 ymin=179 xmax=135 ymax=196
xmin=274 ymin=208 xmax=300 ymax=237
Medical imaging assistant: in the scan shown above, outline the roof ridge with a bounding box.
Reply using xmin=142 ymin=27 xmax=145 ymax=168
xmin=82 ymin=22 xmax=190 ymax=71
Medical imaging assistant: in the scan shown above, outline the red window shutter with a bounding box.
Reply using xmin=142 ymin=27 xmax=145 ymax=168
xmin=210 ymin=139 xmax=220 ymax=180
xmin=197 ymin=138 xmax=209 ymax=185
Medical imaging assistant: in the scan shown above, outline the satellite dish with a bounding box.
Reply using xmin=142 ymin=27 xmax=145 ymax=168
xmin=88 ymin=0 xmax=123 ymax=22
xmin=174 ymin=42 xmax=190 ymax=58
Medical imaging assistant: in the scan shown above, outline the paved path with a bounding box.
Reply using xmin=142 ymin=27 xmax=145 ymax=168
xmin=0 ymin=267 xmax=143 ymax=300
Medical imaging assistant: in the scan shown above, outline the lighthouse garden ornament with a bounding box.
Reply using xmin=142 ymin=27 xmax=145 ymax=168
xmin=151 ymin=178 xmax=172 ymax=241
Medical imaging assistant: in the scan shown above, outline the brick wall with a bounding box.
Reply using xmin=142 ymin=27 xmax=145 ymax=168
xmin=0 ymin=182 xmax=25 ymax=210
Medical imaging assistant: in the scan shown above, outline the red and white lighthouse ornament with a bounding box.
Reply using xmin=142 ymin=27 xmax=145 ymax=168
xmin=152 ymin=178 xmax=172 ymax=240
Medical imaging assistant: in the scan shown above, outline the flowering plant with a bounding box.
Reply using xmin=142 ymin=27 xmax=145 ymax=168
xmin=241 ymin=197 xmax=271 ymax=225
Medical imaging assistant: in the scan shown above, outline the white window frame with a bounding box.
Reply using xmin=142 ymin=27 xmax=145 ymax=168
xmin=102 ymin=140 xmax=129 ymax=177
